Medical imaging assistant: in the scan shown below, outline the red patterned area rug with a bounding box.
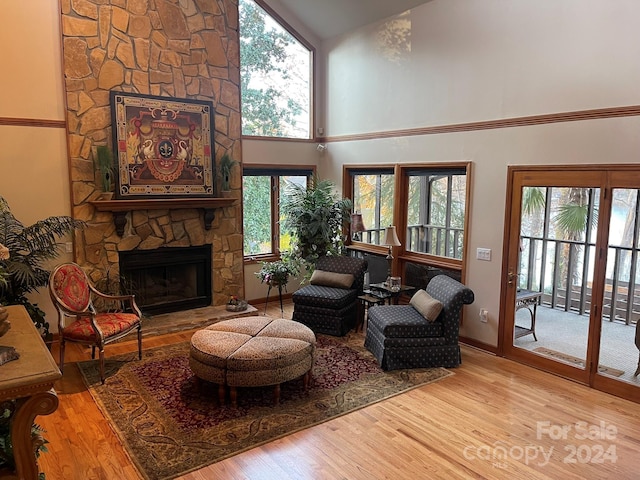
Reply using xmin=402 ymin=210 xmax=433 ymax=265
xmin=78 ymin=333 xmax=453 ymax=480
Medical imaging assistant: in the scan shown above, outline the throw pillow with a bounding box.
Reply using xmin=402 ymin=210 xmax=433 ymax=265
xmin=310 ymin=270 xmax=355 ymax=289
xmin=410 ymin=289 xmax=443 ymax=322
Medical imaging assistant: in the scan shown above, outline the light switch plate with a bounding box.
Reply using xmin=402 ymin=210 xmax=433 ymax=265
xmin=476 ymin=248 xmax=491 ymax=261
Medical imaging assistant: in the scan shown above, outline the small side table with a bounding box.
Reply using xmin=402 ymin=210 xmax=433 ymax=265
xmin=515 ymin=289 xmax=543 ymax=341
xmin=369 ymin=283 xmax=416 ymax=305
xmin=356 ymin=293 xmax=387 ymax=332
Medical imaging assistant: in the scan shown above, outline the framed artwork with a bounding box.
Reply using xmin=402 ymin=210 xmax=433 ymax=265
xmin=110 ymin=91 xmax=215 ymax=198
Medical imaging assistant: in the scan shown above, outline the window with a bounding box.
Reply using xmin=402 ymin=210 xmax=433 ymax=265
xmin=405 ymin=167 xmax=467 ymax=260
xmin=239 ymin=0 xmax=314 ymax=139
xmin=349 ymin=169 xmax=395 ymax=245
xmin=243 ymin=167 xmax=313 ymax=258
xmin=345 ymin=163 xmax=470 ymax=285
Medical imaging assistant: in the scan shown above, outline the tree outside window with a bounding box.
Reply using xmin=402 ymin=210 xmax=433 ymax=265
xmin=243 ymin=168 xmax=312 ymax=258
xmin=406 ymin=169 xmax=467 ymax=260
xmin=351 ymin=170 xmax=394 ymax=245
xmin=239 ymin=0 xmax=313 ymax=139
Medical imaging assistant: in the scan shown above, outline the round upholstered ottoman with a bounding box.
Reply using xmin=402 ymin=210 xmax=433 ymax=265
xmin=189 ymin=316 xmax=316 ymax=407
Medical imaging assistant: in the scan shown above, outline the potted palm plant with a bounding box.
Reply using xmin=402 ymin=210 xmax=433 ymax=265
xmin=281 ymin=177 xmax=352 ymax=274
xmin=0 ymin=196 xmax=84 ymax=341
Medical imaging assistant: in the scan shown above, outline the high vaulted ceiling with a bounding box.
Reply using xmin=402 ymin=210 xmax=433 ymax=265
xmin=276 ymin=0 xmax=433 ymax=40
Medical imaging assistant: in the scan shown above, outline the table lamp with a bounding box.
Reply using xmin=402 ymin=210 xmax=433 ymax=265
xmin=382 ymin=225 xmax=401 ymax=281
xmin=350 ymin=212 xmax=366 ymax=241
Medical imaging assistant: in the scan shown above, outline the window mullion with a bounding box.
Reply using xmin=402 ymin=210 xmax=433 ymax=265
xmin=273 ymin=176 xmax=279 ymax=254
xmin=375 ymin=175 xmax=382 ymax=242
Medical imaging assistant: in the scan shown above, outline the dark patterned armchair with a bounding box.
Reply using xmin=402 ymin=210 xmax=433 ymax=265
xmin=364 ymin=275 xmax=474 ymax=370
xmin=292 ymin=255 xmax=368 ymax=336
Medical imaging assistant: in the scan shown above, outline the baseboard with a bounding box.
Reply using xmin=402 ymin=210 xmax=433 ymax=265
xmin=459 ymin=335 xmax=498 ymax=355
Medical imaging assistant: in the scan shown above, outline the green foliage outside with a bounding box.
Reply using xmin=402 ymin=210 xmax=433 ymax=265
xmin=353 ymin=174 xmax=395 ymax=238
xmin=239 ymin=0 xmax=305 ymax=137
xmin=521 ymin=186 xmax=594 ymax=291
xmin=243 ymin=175 xmax=272 ymax=255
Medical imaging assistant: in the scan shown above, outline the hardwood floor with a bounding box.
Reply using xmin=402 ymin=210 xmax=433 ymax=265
xmin=38 ymin=301 xmax=640 ymax=479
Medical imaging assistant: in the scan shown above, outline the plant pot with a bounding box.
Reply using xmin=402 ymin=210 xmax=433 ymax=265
xmin=99 ymin=192 xmax=114 ymax=200
xmin=267 ymin=279 xmax=287 ymax=288
xmin=221 ymin=190 xmax=233 ymax=198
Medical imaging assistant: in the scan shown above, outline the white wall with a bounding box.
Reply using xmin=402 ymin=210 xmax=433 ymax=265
xmin=324 ymin=0 xmax=640 ymax=135
xmin=0 ymin=0 xmax=71 ymax=329
xmin=320 ymin=0 xmax=640 ymax=346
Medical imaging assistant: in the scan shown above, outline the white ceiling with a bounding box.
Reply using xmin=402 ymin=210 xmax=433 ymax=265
xmin=275 ymin=0 xmax=433 ymax=40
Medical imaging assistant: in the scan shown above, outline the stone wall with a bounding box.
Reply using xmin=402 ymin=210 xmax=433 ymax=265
xmin=60 ymin=0 xmax=244 ymax=304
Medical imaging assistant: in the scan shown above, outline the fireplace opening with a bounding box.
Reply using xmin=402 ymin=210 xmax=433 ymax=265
xmin=119 ymin=245 xmax=212 ymax=315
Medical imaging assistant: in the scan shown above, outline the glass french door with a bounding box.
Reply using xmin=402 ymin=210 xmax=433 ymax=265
xmin=593 ymin=174 xmax=640 ymax=397
xmin=502 ymin=167 xmax=640 ymax=402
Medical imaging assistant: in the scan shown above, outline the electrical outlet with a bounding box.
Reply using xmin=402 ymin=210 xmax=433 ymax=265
xmin=65 ymin=242 xmax=73 ymax=253
xmin=479 ymin=309 xmax=488 ymax=323
xmin=476 ymin=247 xmax=491 ymax=261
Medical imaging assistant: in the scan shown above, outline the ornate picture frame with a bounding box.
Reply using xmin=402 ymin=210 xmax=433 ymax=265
xmin=110 ymin=91 xmax=215 ymax=198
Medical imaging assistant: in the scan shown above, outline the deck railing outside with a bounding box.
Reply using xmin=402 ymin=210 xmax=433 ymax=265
xmin=357 ymin=224 xmax=463 ymax=260
xmin=520 ymin=234 xmax=639 ymax=326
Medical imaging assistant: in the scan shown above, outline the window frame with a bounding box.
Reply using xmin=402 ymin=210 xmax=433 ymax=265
xmin=348 ymin=166 xmax=396 ymax=247
xmin=403 ymin=165 xmax=468 ymax=261
xmin=243 ymin=164 xmax=315 ymax=263
xmin=239 ymin=0 xmax=316 ymax=141
xmin=344 ymin=162 xmax=472 ymax=280
xmin=398 ymin=162 xmax=472 ymax=277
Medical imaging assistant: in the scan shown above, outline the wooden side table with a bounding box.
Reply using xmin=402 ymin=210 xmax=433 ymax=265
xmin=0 ymin=306 xmax=61 ymax=480
xmin=356 ymin=293 xmax=388 ymax=332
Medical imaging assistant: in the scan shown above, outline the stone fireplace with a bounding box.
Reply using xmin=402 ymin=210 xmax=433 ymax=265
xmin=60 ymin=1 xmax=244 ymax=307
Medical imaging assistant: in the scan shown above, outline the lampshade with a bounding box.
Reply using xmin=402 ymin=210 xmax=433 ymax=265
xmin=382 ymin=226 xmax=401 ymax=247
xmin=350 ymin=213 xmax=366 ymax=234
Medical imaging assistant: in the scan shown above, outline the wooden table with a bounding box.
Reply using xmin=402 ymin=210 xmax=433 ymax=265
xmin=356 ymin=293 xmax=388 ymax=332
xmin=0 ymin=306 xmax=61 ymax=480
xmin=515 ymin=289 xmax=543 ymax=341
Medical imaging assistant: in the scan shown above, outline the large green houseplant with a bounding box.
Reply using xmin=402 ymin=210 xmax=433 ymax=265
xmin=0 ymin=196 xmax=83 ymax=338
xmin=281 ymin=177 xmax=352 ymax=274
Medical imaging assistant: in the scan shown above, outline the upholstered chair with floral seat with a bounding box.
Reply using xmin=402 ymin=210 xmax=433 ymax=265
xmin=48 ymin=262 xmax=143 ymax=383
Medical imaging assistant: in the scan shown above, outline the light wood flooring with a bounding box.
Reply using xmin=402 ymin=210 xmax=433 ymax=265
xmin=38 ymin=301 xmax=640 ymax=479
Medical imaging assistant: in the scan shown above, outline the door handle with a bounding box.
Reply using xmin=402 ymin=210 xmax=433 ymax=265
xmin=507 ymin=271 xmax=517 ymax=286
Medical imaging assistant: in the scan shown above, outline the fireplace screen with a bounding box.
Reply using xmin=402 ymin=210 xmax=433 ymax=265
xmin=119 ymin=246 xmax=212 ymax=315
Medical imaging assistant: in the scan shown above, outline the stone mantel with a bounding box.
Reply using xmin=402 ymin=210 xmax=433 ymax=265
xmin=90 ymin=198 xmax=237 ymax=236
